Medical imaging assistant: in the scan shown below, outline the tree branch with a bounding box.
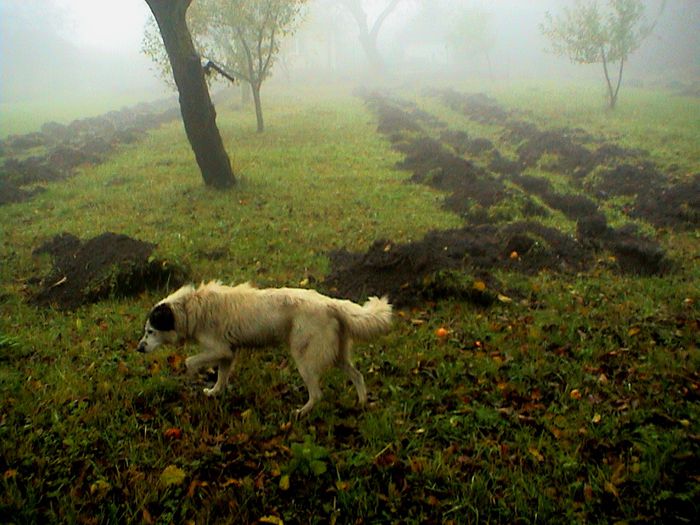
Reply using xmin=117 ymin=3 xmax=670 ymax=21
xmin=369 ymin=0 xmax=401 ymax=41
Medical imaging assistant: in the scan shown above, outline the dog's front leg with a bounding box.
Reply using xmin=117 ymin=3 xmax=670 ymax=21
xmin=203 ymin=356 xmax=233 ymax=396
xmin=190 ymin=338 xmax=235 ymax=397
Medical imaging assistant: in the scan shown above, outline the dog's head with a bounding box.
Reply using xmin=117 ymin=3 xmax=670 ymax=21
xmin=137 ymin=303 xmax=179 ymax=353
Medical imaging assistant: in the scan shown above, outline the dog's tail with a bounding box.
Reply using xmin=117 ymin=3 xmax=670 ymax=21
xmin=330 ymin=296 xmax=393 ymax=340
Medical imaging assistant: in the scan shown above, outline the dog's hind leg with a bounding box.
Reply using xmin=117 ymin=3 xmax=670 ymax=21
xmin=294 ymin=362 xmax=323 ymax=418
xmin=290 ymin=317 xmax=339 ymax=417
xmin=338 ymin=338 xmax=367 ymax=406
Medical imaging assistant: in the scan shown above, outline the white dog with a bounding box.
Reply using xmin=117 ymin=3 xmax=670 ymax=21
xmin=137 ymin=281 xmax=392 ymax=416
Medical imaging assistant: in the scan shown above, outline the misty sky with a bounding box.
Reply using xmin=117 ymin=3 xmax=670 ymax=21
xmin=1 ymin=0 xmax=697 ymax=109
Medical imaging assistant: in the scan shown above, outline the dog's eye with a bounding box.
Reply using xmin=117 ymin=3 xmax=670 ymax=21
xmin=147 ymin=329 xmax=154 ymax=335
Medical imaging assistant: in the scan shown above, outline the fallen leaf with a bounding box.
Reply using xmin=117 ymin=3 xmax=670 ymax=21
xmin=167 ymin=354 xmax=185 ymax=371
xmin=117 ymin=361 xmax=129 ymax=375
xmin=497 ymin=293 xmax=512 ymax=303
xmin=3 ymin=469 xmax=18 ymax=480
xmin=509 ymin=251 xmax=519 ymax=259
xmin=279 ymin=474 xmax=290 ymax=491
xmin=604 ymin=481 xmax=619 ymax=498
xmin=148 ymin=361 xmax=161 ymax=376
xmin=164 ymin=427 xmax=182 ymax=440
xmin=160 ymin=465 xmax=186 ymax=487
xmin=528 ymin=447 xmax=544 ymax=462
xmin=592 ymin=413 xmax=602 ymax=424
xmin=259 ymin=516 xmax=284 ymax=525
xmin=187 ymin=479 xmax=208 ymax=498
xmin=435 ymin=327 xmax=449 ymax=339
xmin=473 ymin=280 xmax=487 ymax=292
xmin=570 ymin=389 xmax=582 ymax=400
xmin=611 ymin=462 xmax=626 ymax=486
xmin=335 ymin=480 xmax=350 ymax=492
xmin=90 ymin=479 xmax=111 ymax=499
xmin=628 ymin=326 xmax=641 ymax=337
xmin=221 ymin=478 xmax=243 ymax=488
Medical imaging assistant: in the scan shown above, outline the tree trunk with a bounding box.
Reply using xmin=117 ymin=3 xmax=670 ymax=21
xmin=145 ymin=0 xmax=235 ymax=188
xmin=342 ymin=0 xmax=401 ymax=76
xmin=241 ymin=81 xmax=252 ymax=106
xmin=601 ymin=48 xmax=617 ymax=110
xmin=251 ymin=82 xmax=264 ymax=133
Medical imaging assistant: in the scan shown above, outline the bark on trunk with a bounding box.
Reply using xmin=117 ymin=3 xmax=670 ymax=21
xmin=251 ymin=83 xmax=264 ymax=133
xmin=145 ymin=0 xmax=235 ymax=188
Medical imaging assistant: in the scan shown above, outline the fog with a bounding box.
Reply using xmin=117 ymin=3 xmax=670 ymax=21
xmin=1 ymin=0 xmax=698 ymax=112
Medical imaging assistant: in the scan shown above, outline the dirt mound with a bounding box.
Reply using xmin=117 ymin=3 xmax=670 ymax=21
xmin=592 ymin=162 xmax=666 ymax=198
xmin=324 ymin=235 xmax=497 ymax=307
xmin=633 ymin=173 xmax=700 ymax=230
xmin=31 ymin=232 xmax=188 ymax=310
xmin=438 ymin=90 xmax=510 ymax=125
xmin=0 ymin=180 xmax=44 ymax=206
xmin=324 ymin=220 xmax=596 ymax=307
xmin=0 ymin=98 xmax=179 ymax=205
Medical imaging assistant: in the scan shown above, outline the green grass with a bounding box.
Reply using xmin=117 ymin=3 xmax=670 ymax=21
xmin=1 ymin=82 xmax=698 ymax=524
xmin=0 ymin=90 xmax=168 ymax=138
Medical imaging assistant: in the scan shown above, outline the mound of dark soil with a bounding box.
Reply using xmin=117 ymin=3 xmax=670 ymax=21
xmin=441 ymin=130 xmax=494 ymax=156
xmin=31 ymin=232 xmax=188 ymax=310
xmin=438 ymin=90 xmax=509 ymax=125
xmin=593 ymin=162 xmax=666 ymax=198
xmin=324 ymin=234 xmax=497 ymax=307
xmin=633 ymin=173 xmax=700 ymax=230
xmin=324 ymin=221 xmax=596 ymax=307
xmin=0 ymin=180 xmax=44 ymax=206
xmin=395 ymin=136 xmax=508 ymax=215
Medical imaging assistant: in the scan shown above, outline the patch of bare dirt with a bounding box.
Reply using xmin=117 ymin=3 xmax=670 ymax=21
xmin=31 ymin=232 xmax=188 ymax=310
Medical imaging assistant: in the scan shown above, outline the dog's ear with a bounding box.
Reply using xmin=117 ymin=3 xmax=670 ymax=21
xmin=149 ymin=303 xmax=176 ymax=331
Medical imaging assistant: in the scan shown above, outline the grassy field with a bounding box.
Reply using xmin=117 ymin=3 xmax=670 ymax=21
xmin=0 ymin=82 xmax=698 ymax=524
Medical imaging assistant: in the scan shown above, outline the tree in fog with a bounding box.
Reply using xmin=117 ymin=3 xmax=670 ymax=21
xmin=144 ymin=0 xmax=306 ymax=133
xmin=448 ymin=7 xmax=496 ymax=79
xmin=339 ymin=0 xmax=402 ymax=75
xmin=145 ymin=0 xmax=235 ymax=188
xmin=540 ymin=0 xmax=653 ymax=109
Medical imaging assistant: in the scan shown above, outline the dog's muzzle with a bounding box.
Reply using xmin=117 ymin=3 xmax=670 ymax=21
xmin=137 ymin=342 xmax=147 ymax=353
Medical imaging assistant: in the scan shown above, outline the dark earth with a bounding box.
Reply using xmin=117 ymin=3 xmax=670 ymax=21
xmin=30 ymin=232 xmax=187 ymax=310
xmin=9 ymin=90 xmax=698 ymax=310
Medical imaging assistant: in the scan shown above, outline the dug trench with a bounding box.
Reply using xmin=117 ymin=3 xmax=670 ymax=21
xmin=323 ymin=91 xmax=694 ymax=307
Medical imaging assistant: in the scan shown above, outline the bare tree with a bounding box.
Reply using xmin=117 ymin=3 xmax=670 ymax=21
xmin=144 ymin=0 xmax=235 ymax=188
xmin=340 ymin=0 xmax=402 ymax=74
